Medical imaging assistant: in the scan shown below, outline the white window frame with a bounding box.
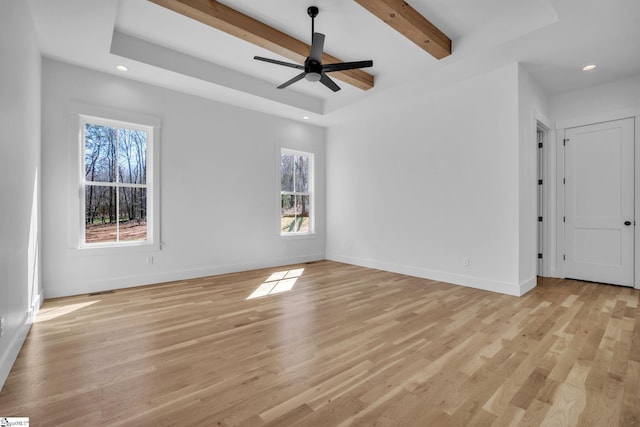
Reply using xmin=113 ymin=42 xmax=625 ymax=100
xmin=279 ymin=148 xmax=315 ymax=236
xmin=69 ymin=103 xmax=161 ymax=254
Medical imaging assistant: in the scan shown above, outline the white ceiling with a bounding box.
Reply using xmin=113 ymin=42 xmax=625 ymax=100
xmin=27 ymin=0 xmax=640 ymax=125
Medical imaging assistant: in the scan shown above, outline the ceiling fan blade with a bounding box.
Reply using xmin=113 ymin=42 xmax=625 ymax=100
xmin=254 ymin=56 xmax=304 ymax=70
xmin=323 ymin=60 xmax=373 ymax=73
xmin=320 ymin=73 xmax=341 ymax=92
xmin=277 ymin=72 xmax=307 ymax=89
xmin=309 ymin=33 xmax=325 ymax=62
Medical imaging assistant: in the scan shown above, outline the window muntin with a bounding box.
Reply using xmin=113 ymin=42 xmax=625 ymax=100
xmin=280 ymin=149 xmax=313 ymax=235
xmin=81 ymin=117 xmax=152 ymax=246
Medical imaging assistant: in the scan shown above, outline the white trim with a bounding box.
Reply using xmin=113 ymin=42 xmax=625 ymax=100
xmin=517 ymin=276 xmax=538 ymax=296
xmin=67 ymin=242 xmax=160 ymax=257
xmin=544 ymin=128 xmax=559 ymax=278
xmin=277 ymin=233 xmax=319 ymax=241
xmin=535 ymin=111 xmax=555 ymax=279
xmin=519 ymin=276 xmax=538 ymax=295
xmin=555 ymin=108 xmax=640 ymax=131
xmin=537 ymin=120 xmax=557 ymax=278
xmin=633 ymin=113 xmax=640 ymax=289
xmin=555 ymin=129 xmax=566 ymax=278
xmin=0 ymin=295 xmax=41 ymax=391
xmin=535 ymin=111 xmax=553 ymax=131
xmin=326 ymin=254 xmax=527 ymax=297
xmin=68 ymin=102 xmax=161 ymax=128
xmin=44 ymin=253 xmax=325 ymax=298
xmin=536 ymin=125 xmax=544 ymax=276
xmin=79 ymin=116 xmax=153 ymax=248
xmin=29 ymin=293 xmax=42 ymax=323
xmin=557 ymin=115 xmax=637 ymax=287
xmin=0 ymin=314 xmax=31 ymax=392
xmin=68 ymin=103 xmax=161 ymax=253
xmin=278 ymin=147 xmax=315 ymax=237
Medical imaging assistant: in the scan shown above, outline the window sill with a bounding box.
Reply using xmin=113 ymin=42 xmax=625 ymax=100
xmin=70 ymin=242 xmax=161 ymax=257
xmin=279 ymin=232 xmax=318 ymax=240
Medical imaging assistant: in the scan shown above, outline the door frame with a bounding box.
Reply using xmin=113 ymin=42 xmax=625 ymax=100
xmin=536 ymin=121 xmax=551 ymax=277
xmin=554 ymin=109 xmax=640 ymax=289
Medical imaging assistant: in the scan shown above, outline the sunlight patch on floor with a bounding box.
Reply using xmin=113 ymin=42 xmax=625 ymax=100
xmin=34 ymin=300 xmax=100 ymax=323
xmin=246 ymin=268 xmax=305 ymax=300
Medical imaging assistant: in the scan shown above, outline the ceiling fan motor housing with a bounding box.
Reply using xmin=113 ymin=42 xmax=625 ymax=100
xmin=307 ymin=6 xmax=319 ymax=18
xmin=304 ymin=58 xmax=322 ymax=81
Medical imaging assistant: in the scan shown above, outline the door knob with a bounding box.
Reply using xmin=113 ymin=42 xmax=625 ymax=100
xmin=624 ymin=221 xmax=632 ymax=226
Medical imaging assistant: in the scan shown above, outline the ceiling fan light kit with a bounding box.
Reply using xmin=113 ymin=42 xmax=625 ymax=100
xmin=254 ymin=6 xmax=373 ymax=92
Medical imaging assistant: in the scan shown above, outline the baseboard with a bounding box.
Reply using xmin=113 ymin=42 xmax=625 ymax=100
xmin=30 ymin=293 xmax=42 ymax=322
xmin=0 ymin=313 xmax=31 ymax=392
xmin=44 ymin=254 xmax=325 ymax=298
xmin=519 ymin=276 xmax=538 ymax=296
xmin=327 ymin=253 xmax=524 ymax=296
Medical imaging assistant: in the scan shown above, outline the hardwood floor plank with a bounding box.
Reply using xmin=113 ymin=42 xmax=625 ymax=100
xmin=0 ymin=261 xmax=638 ymax=426
xmin=630 ymin=312 xmax=640 ymax=363
xmin=620 ymin=360 xmax=640 ymax=426
xmin=518 ymin=399 xmax=552 ymax=427
xmin=510 ymin=367 xmax=549 ymax=410
xmin=490 ymin=403 xmax=525 ymax=427
xmin=584 ymin=373 xmax=624 ymax=426
xmin=540 ymin=360 xmax=590 ymax=426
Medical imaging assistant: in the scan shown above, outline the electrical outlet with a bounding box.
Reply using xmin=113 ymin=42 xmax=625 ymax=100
xmin=462 ymin=257 xmax=470 ymax=267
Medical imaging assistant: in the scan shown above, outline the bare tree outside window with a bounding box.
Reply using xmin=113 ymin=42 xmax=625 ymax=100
xmin=83 ymin=121 xmax=148 ymax=244
xmin=281 ymin=150 xmax=312 ymax=234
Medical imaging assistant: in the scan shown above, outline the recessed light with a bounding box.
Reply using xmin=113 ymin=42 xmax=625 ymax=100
xmin=302 ymin=116 xmax=310 ymax=120
xmin=115 ymin=65 xmax=128 ymax=72
xmin=582 ymin=64 xmax=597 ymax=71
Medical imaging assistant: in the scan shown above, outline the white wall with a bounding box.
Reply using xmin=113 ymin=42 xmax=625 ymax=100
xmin=551 ymin=75 xmax=640 ymax=125
xmin=0 ymin=0 xmax=42 ymax=390
xmin=326 ymin=64 xmax=530 ymax=295
xmin=42 ymin=59 xmax=325 ymax=298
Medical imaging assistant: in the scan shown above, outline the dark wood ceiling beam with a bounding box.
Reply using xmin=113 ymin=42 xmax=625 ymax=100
xmin=148 ymin=0 xmax=375 ymax=90
xmin=353 ymin=0 xmax=451 ymax=59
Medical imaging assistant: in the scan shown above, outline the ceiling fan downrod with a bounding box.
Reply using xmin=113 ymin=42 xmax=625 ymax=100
xmin=307 ymin=6 xmax=319 ymax=41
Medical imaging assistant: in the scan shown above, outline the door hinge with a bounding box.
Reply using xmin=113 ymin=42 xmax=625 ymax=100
xmin=538 ymin=142 xmax=543 ymax=148
xmin=538 ymin=216 xmax=543 ymax=222
xmin=563 ymin=178 xmax=566 ymax=184
xmin=538 ymin=179 xmax=543 ymax=185
xmin=563 ymin=216 xmax=566 ymax=222
xmin=538 ymin=253 xmax=543 ymax=259
xmin=563 ymin=254 xmax=566 ymax=261
xmin=563 ymin=138 xmax=569 ymax=146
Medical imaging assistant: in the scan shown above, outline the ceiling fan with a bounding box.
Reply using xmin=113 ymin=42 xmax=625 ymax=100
xmin=254 ymin=6 xmax=373 ymax=92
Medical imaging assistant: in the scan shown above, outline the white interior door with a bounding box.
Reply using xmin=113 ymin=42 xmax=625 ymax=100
xmin=564 ymin=118 xmax=634 ymax=286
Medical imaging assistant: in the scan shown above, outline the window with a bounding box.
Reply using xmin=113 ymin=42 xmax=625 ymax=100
xmin=80 ymin=115 xmax=154 ymax=247
xmin=280 ymin=149 xmax=313 ymax=235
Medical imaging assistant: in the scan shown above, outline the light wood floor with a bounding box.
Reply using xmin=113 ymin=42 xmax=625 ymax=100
xmin=0 ymin=261 xmax=638 ymax=426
